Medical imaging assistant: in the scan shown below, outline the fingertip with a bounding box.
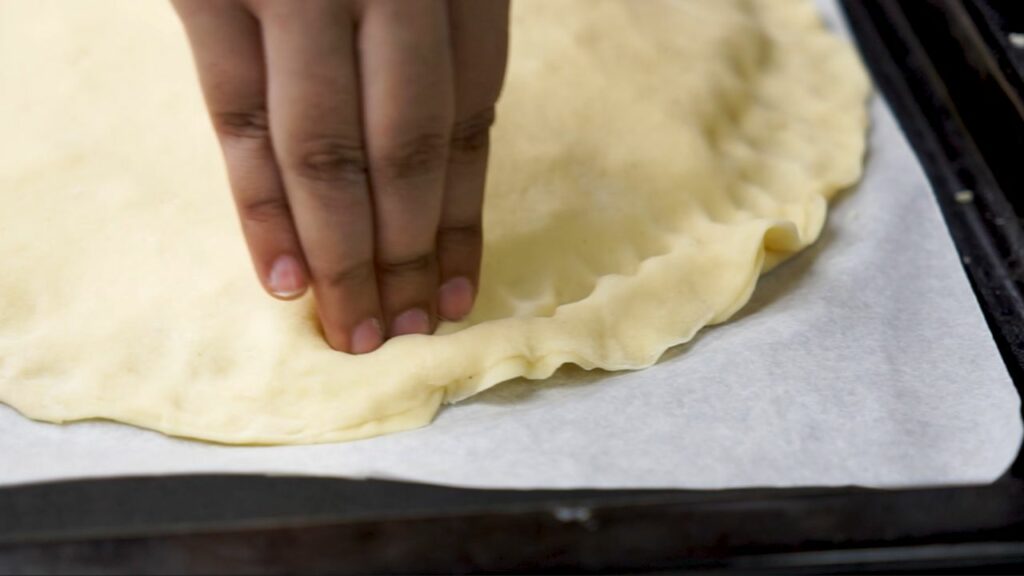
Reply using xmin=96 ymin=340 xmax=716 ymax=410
xmin=320 ymin=310 xmax=385 ymax=355
xmin=351 ymin=317 xmax=384 ymax=354
xmin=267 ymin=254 xmax=308 ymax=299
xmin=390 ymin=307 xmax=432 ymax=337
xmin=438 ymin=276 xmax=475 ymax=321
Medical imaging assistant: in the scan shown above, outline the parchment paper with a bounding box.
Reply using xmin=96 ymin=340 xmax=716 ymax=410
xmin=0 ymin=0 xmax=1020 ymax=489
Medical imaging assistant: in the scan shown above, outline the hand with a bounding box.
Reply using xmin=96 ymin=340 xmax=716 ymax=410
xmin=172 ymin=0 xmax=509 ymax=353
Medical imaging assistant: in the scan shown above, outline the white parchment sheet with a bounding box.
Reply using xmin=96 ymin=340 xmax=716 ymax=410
xmin=0 ymin=0 xmax=1020 ymax=489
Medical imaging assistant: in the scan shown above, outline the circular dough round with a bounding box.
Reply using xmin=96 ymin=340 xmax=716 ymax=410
xmin=0 ymin=0 xmax=869 ymax=444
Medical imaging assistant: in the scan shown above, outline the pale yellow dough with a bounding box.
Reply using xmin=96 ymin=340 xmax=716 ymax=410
xmin=0 ymin=0 xmax=869 ymax=444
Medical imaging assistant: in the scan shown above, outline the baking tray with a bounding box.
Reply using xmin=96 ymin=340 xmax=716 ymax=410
xmin=3 ymin=0 xmax=1024 ymax=573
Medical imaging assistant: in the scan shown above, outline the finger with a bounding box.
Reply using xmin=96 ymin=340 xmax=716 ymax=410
xmin=359 ymin=0 xmax=455 ymax=337
xmin=257 ymin=1 xmax=383 ymax=353
xmin=438 ymin=0 xmax=510 ymax=321
xmin=173 ymin=0 xmax=308 ymax=300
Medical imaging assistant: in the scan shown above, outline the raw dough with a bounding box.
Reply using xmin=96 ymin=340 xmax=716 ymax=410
xmin=0 ymin=0 xmax=869 ymax=444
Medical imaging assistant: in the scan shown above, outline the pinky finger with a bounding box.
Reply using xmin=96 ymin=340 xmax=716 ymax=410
xmin=173 ymin=0 xmax=308 ymax=299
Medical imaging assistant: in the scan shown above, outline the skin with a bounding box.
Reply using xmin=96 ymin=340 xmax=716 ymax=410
xmin=171 ymin=0 xmax=510 ymax=353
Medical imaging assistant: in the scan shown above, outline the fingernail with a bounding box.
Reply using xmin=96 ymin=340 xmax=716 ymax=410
xmin=391 ymin=308 xmax=431 ymax=337
xmin=351 ymin=317 xmax=383 ymax=354
xmin=268 ymin=255 xmax=306 ymax=298
xmin=439 ymin=277 xmax=475 ymax=321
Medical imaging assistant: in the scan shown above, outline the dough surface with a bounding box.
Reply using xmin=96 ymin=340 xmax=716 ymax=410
xmin=0 ymin=0 xmax=869 ymax=444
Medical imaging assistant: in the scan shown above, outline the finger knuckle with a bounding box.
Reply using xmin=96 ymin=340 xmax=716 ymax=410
xmin=376 ymin=132 xmax=449 ymax=182
xmin=286 ymin=136 xmax=369 ymax=184
xmin=239 ymin=197 xmax=291 ymax=226
xmin=378 ymin=252 xmax=434 ymax=277
xmin=212 ymin=109 xmax=271 ymax=141
xmin=438 ymin=224 xmax=483 ymax=249
xmin=449 ymin=107 xmax=496 ymax=160
xmin=321 ymin=260 xmax=375 ymax=289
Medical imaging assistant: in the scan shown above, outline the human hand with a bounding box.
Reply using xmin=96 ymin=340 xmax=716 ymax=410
xmin=172 ymin=0 xmax=509 ymax=353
